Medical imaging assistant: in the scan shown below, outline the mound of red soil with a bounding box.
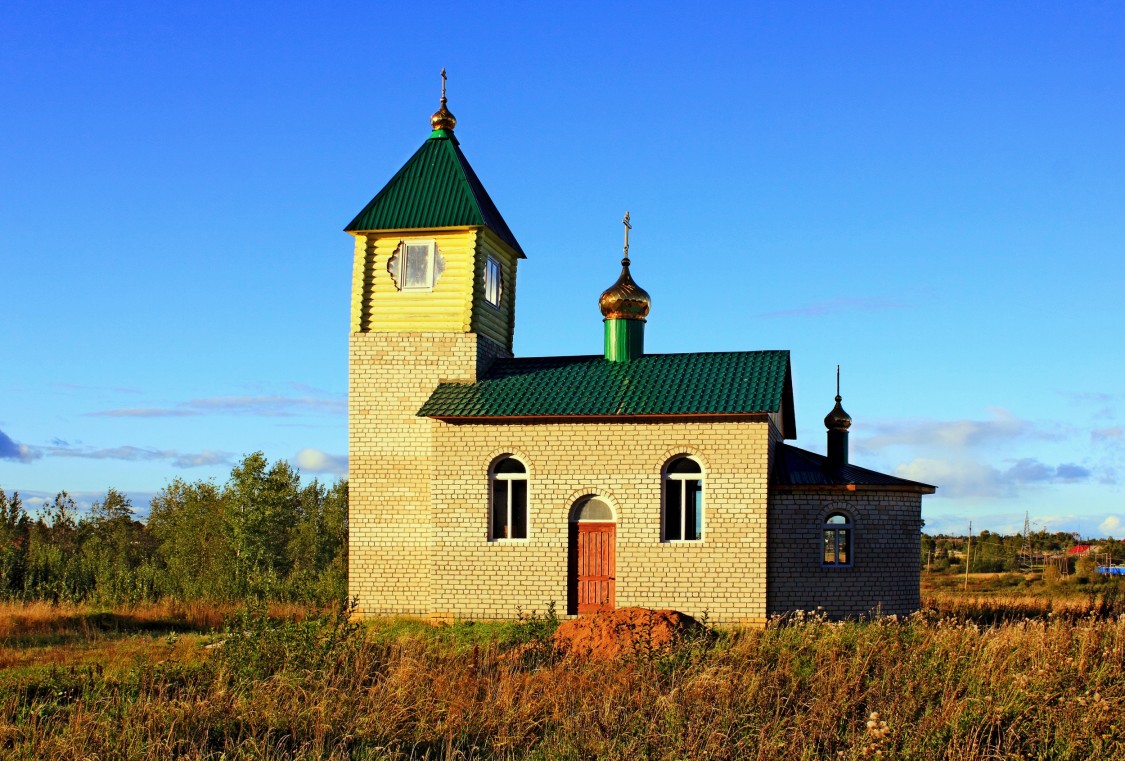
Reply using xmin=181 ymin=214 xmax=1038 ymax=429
xmin=553 ymin=607 xmax=708 ymax=660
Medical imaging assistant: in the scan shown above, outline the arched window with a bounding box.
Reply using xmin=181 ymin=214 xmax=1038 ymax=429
xmin=663 ymin=456 xmax=703 ymax=541
xmin=490 ymin=456 xmax=528 ymax=540
xmin=822 ymin=512 xmax=852 ymax=566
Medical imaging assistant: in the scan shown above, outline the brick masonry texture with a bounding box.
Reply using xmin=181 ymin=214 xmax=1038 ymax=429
xmin=348 ymin=327 xmax=925 ymax=623
xmin=429 ymin=419 xmax=774 ymax=625
xmin=348 ymin=330 xmax=510 ymax=617
xmin=767 ymin=490 xmax=923 ymax=618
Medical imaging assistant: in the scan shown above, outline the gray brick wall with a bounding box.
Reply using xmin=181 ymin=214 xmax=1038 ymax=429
xmin=767 ymin=490 xmax=923 ymax=618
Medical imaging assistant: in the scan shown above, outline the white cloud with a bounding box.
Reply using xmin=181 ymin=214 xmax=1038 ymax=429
xmin=171 ymin=450 xmax=232 ymax=468
xmin=0 ymin=429 xmax=39 ymax=463
xmin=897 ymin=459 xmax=1008 ymax=499
xmin=896 ymin=456 xmax=1092 ymax=499
xmin=38 ymin=442 xmax=230 ymax=468
xmin=91 ymin=408 xmax=197 ymax=418
xmin=294 ymin=448 xmax=348 ymax=477
xmin=857 ymin=408 xmax=1060 ymax=455
xmin=90 ymin=393 xmax=346 ymax=419
xmin=1100 ymin=516 xmax=1122 ymax=535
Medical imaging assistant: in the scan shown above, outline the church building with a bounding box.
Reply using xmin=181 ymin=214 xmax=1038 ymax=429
xmin=345 ymin=81 xmax=935 ymax=624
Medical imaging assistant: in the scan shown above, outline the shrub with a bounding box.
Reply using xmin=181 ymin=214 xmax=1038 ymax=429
xmin=214 ymin=598 xmax=366 ymax=687
xmin=1076 ymin=551 xmax=1098 ymax=582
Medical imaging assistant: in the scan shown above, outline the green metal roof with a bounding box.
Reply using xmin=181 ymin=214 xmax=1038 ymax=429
xmin=345 ymin=131 xmax=525 ymax=257
xmin=418 ymin=350 xmax=795 ymax=435
xmin=772 ymin=444 xmax=936 ymax=492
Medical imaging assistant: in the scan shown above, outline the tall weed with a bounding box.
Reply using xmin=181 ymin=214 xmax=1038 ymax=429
xmin=2 ymin=596 xmax=1125 ymax=759
xmin=215 ymin=598 xmax=368 ymax=687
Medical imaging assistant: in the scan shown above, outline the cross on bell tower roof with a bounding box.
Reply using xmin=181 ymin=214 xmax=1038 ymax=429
xmin=430 ymin=68 xmax=457 ymax=132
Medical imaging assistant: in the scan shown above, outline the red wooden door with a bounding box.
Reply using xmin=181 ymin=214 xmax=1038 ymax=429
xmin=575 ymin=523 xmax=616 ymax=614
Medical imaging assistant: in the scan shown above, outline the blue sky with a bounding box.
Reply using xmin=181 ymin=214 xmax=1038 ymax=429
xmin=1 ymin=1 xmax=1122 ymax=536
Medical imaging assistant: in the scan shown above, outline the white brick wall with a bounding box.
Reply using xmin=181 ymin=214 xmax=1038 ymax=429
xmin=348 ymin=331 xmax=509 ymax=617
xmin=428 ymin=420 xmax=773 ymax=624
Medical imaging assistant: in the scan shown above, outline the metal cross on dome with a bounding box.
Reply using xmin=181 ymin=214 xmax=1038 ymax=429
xmin=622 ymin=211 xmax=632 ymax=263
xmin=440 ymin=68 xmax=448 ymax=103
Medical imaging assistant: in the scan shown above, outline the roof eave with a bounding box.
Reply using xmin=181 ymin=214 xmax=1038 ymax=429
xmin=344 ymin=226 xmax=524 ymax=258
xmin=344 ymin=224 xmax=525 ymax=259
xmin=478 ymin=226 xmax=527 ymax=259
xmin=420 ymin=412 xmax=775 ymax=424
xmin=345 ymin=224 xmax=480 ymax=236
xmin=771 ymin=483 xmax=937 ymax=494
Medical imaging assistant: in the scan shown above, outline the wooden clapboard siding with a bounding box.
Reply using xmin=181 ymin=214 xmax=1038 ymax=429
xmin=470 ymin=228 xmax=519 ymax=351
xmin=571 ymin=523 xmax=616 ymax=615
xmin=352 ymin=229 xmax=479 ymax=333
xmin=351 ymin=227 xmax=520 ymax=351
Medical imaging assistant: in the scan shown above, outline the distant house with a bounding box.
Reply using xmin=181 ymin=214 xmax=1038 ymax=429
xmin=344 ymin=87 xmax=936 ymax=624
xmin=1068 ymin=545 xmax=1094 ymax=556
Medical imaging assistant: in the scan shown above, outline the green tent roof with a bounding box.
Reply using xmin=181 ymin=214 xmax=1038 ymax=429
xmin=418 ymin=350 xmax=795 ymax=435
xmin=345 ymin=131 xmax=525 ymax=257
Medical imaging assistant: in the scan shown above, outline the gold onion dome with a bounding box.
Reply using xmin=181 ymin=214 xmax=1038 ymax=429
xmin=431 ymin=100 xmax=456 ymax=131
xmin=824 ymin=394 xmax=852 ymax=431
xmin=600 ymin=211 xmax=651 ymax=320
xmin=599 ymin=258 xmax=651 ymax=320
xmin=431 ymin=68 xmax=457 ymax=131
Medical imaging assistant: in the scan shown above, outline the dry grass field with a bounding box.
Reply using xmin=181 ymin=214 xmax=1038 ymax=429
xmin=0 ymin=580 xmax=1123 ymax=759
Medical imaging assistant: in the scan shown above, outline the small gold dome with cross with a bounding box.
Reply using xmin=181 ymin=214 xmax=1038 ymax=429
xmin=824 ymin=395 xmax=852 ymax=431
xmin=599 ymin=212 xmax=651 ymax=320
xmin=599 ymin=264 xmax=651 ymax=320
xmin=430 ymin=68 xmax=457 ymax=131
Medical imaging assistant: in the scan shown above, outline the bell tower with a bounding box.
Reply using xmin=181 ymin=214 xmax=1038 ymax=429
xmin=345 ymin=72 xmax=525 ymax=616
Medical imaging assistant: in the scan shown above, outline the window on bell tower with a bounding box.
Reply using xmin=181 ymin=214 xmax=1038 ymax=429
xmin=404 ymin=241 xmax=434 ymax=289
xmin=484 ymin=255 xmax=503 ymax=307
xmin=388 ymin=239 xmax=444 ymax=291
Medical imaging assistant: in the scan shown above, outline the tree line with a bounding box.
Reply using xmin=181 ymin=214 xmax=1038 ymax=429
xmin=923 ymin=531 xmax=1125 ymax=575
xmin=0 ymin=453 xmax=347 ymax=605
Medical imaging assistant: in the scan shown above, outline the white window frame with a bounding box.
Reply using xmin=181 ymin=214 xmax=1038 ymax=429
xmin=490 ymin=456 xmax=529 ymax=541
xmin=402 ymin=239 xmax=436 ymax=291
xmin=662 ymin=456 xmax=704 ymax=542
xmin=484 ymin=255 xmax=503 ymax=308
xmin=822 ymin=512 xmax=853 ymax=567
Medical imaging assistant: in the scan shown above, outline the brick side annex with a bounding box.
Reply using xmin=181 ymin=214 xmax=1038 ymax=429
xmin=346 ymin=93 xmax=935 ymax=625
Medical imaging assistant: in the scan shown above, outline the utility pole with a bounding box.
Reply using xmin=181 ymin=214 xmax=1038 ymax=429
xmin=964 ymin=521 xmax=972 ymax=591
xmin=1020 ymin=511 xmax=1033 ymax=572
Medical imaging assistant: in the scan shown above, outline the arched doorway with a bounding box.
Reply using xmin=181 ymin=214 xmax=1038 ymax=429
xmin=567 ymin=495 xmax=616 ymax=615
